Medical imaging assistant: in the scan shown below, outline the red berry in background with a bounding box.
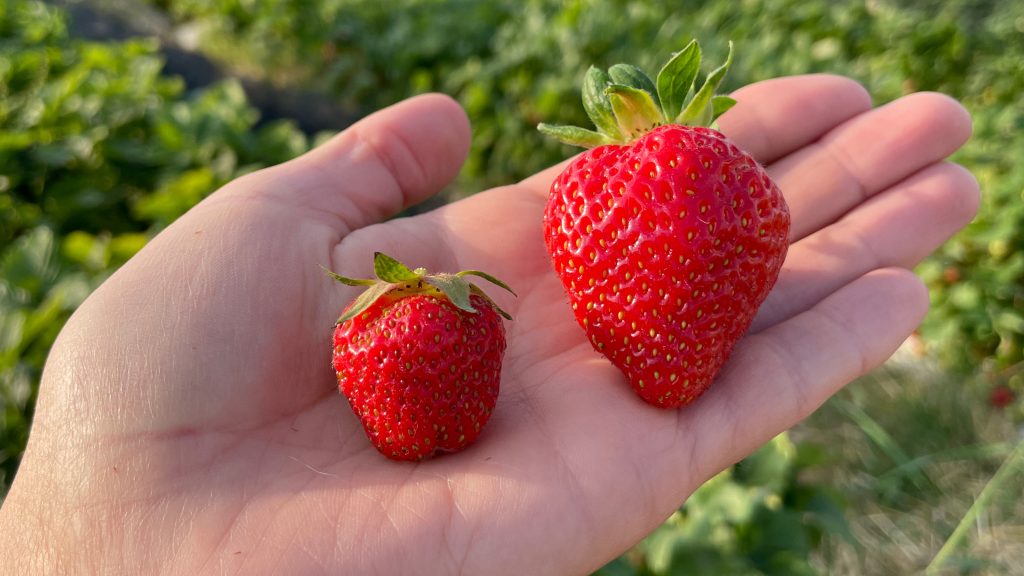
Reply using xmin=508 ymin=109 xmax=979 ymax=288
xmin=538 ymin=41 xmax=790 ymax=408
xmin=989 ymin=385 xmax=1015 ymax=409
xmin=942 ymin=266 xmax=962 ymax=284
xmin=327 ymin=253 xmax=515 ymax=461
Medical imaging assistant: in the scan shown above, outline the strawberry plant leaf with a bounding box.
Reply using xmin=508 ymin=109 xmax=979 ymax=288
xmin=608 ymin=64 xmax=660 ymax=109
xmin=583 ymin=66 xmax=621 ymax=140
xmin=656 ymin=40 xmax=701 ymax=120
xmin=537 ymin=123 xmax=616 ymax=148
xmin=336 ymin=281 xmax=394 ymax=325
xmin=606 ymin=84 xmax=665 ymax=140
xmin=321 ymin=265 xmax=376 ymax=286
xmin=373 ymin=252 xmax=420 ymax=283
xmin=711 ymin=95 xmax=737 ymax=122
xmin=468 ymin=284 xmax=513 ymax=320
xmin=676 ymin=41 xmax=733 ymax=126
xmin=424 ymin=275 xmax=476 ymax=314
xmin=455 ymin=270 xmax=517 ymax=296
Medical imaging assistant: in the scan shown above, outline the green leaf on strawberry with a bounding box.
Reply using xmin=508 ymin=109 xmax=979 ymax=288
xmin=677 ymin=42 xmax=734 ymax=126
xmin=540 ymin=40 xmax=737 ymax=149
xmin=583 ymin=66 xmax=620 ymax=138
xmin=606 ymin=84 xmax=664 ymax=139
xmin=327 ymin=252 xmax=515 ymax=323
xmin=657 ymin=40 xmax=702 ymax=120
xmin=372 ymin=251 xmax=421 ymax=283
xmin=608 ymin=63 xmax=661 ymax=109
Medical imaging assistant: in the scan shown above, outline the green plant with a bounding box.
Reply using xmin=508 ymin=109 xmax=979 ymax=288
xmin=909 ymin=1 xmax=1024 ymax=381
xmin=595 ymin=434 xmax=852 ymax=575
xmin=0 ymin=0 xmax=310 ymax=492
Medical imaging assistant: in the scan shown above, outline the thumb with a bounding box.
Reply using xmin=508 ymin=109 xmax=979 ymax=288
xmin=253 ymin=93 xmax=471 ymax=233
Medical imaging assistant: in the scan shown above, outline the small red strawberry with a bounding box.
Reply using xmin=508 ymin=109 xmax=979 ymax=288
xmin=989 ymin=385 xmax=1015 ymax=409
xmin=538 ymin=41 xmax=790 ymax=408
xmin=327 ymin=253 xmax=515 ymax=461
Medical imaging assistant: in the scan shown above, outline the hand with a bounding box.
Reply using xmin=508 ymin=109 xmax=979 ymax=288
xmin=0 ymin=76 xmax=976 ymax=575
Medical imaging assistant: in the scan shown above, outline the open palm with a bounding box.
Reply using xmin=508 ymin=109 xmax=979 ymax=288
xmin=1 ymin=76 xmax=977 ymax=575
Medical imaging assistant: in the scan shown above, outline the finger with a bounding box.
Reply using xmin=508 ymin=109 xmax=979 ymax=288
xmin=236 ymin=93 xmax=471 ymax=233
xmin=770 ymin=92 xmax=972 ymax=240
xmin=718 ymin=74 xmax=872 ymax=164
xmin=752 ymin=162 xmax=979 ymax=331
xmin=519 ymin=74 xmax=871 ymax=196
xmin=688 ymin=267 xmax=929 ymax=479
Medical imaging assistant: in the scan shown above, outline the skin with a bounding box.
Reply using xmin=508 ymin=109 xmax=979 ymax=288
xmin=0 ymin=75 xmax=977 ymax=575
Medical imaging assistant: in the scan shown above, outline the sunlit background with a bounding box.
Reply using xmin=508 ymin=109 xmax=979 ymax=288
xmin=2 ymin=0 xmax=1023 ymax=573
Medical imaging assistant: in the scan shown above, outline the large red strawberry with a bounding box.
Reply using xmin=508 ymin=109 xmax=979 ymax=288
xmin=538 ymin=41 xmax=790 ymax=408
xmin=327 ymin=253 xmax=514 ymax=460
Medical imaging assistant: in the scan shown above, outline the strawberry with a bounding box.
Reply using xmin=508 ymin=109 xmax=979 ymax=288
xmin=989 ymin=385 xmax=1015 ymax=409
xmin=538 ymin=41 xmax=790 ymax=408
xmin=326 ymin=253 xmax=515 ymax=460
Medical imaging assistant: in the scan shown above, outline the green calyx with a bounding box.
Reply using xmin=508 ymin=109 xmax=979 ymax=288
xmin=324 ymin=252 xmax=516 ymax=324
xmin=538 ymin=40 xmax=737 ymax=148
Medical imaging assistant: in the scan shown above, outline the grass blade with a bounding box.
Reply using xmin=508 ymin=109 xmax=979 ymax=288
xmin=833 ymin=397 xmax=934 ymax=492
xmin=926 ymin=438 xmax=1024 ymax=574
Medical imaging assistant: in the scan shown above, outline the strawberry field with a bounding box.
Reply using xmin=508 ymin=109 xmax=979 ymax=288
xmin=2 ymin=0 xmax=1023 ymax=573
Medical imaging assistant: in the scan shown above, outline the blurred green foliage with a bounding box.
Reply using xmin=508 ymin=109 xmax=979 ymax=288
xmin=595 ymin=434 xmax=854 ymax=575
xmin=3 ymin=0 xmax=1024 ymax=572
xmin=0 ymin=0 xmax=310 ymax=492
xmin=149 ymin=0 xmax=993 ymax=184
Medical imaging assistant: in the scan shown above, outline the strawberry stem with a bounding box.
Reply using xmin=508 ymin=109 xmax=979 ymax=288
xmin=325 ymin=253 xmax=516 ymax=324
